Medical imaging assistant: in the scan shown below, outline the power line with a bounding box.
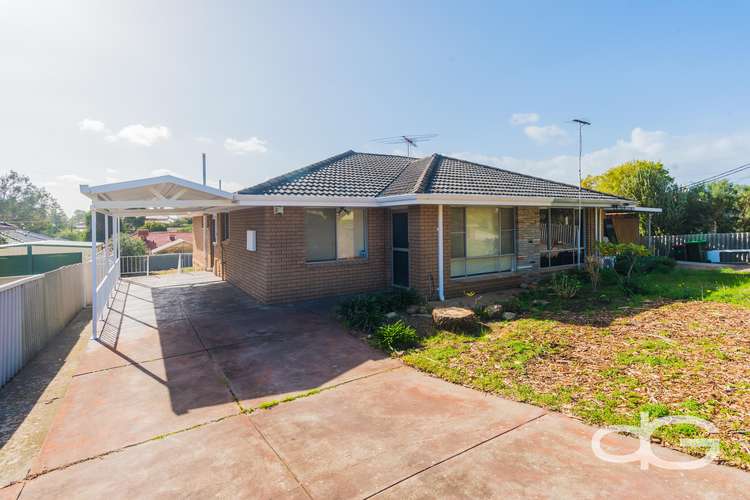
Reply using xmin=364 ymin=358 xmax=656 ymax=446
xmin=683 ymin=161 xmax=750 ymax=189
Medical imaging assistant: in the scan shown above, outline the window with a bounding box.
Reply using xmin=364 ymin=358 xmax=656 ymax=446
xmin=220 ymin=212 xmax=230 ymax=241
xmin=540 ymin=208 xmax=583 ymax=267
xmin=450 ymin=207 xmax=515 ymax=278
xmin=305 ymin=208 xmax=366 ymax=262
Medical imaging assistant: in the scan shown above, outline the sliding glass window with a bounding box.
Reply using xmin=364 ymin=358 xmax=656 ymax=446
xmin=450 ymin=207 xmax=515 ymax=278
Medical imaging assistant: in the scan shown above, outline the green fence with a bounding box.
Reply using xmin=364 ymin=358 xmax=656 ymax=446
xmin=0 ymin=252 xmax=82 ymax=277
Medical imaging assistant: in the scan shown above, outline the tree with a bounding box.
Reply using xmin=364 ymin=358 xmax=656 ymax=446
xmin=120 ymin=235 xmax=147 ymax=256
xmin=0 ymin=171 xmax=67 ymax=234
xmin=704 ymin=180 xmax=740 ymax=232
xmin=583 ymin=160 xmax=681 ymax=235
xmin=738 ymin=186 xmax=750 ymax=232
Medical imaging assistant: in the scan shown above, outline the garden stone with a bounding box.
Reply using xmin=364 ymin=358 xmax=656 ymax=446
xmin=484 ymin=304 xmax=504 ymax=319
xmin=502 ymin=311 xmax=517 ymax=321
xmin=406 ymin=305 xmax=420 ymax=314
xmin=432 ymin=307 xmax=479 ymax=332
xmin=385 ymin=312 xmax=399 ymax=320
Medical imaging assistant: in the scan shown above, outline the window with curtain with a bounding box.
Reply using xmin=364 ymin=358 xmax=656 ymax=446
xmin=305 ymin=208 xmax=367 ymax=262
xmin=450 ymin=207 xmax=515 ymax=278
xmin=539 ymin=208 xmax=583 ymax=267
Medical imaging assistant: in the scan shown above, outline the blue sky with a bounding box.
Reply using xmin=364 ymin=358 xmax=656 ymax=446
xmin=2 ymin=1 xmax=750 ymax=214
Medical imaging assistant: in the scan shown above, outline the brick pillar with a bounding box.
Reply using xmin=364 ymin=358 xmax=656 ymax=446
xmin=516 ymin=207 xmax=541 ymax=278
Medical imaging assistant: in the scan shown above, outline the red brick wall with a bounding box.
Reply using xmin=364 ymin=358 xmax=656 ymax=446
xmin=221 ymin=206 xmax=389 ymax=303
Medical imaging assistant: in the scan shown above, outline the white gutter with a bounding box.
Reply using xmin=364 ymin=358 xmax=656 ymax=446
xmin=437 ymin=204 xmax=445 ymax=301
xmin=235 ymin=193 xmax=636 ymax=209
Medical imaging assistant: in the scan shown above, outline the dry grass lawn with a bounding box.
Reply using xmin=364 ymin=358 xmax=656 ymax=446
xmin=403 ymin=268 xmax=750 ymax=469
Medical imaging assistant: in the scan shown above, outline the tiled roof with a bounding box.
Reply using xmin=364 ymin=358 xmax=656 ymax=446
xmin=239 ymin=151 xmax=414 ymax=197
xmin=424 ymin=155 xmax=626 ymax=201
xmin=239 ymin=151 xmax=632 ymax=203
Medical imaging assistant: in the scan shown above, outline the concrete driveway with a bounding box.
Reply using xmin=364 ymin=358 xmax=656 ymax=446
xmin=3 ymin=272 xmax=749 ymax=499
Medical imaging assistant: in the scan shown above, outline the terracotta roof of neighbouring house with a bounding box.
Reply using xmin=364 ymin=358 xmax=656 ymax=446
xmin=134 ymin=231 xmax=194 ymax=251
xmin=239 ymin=151 xmax=633 ymax=203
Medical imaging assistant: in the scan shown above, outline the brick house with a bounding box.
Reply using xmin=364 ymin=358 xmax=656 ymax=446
xmin=192 ymin=151 xmax=643 ymax=304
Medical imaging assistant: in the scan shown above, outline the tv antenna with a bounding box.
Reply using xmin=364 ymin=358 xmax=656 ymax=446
xmin=372 ymin=134 xmax=438 ymax=156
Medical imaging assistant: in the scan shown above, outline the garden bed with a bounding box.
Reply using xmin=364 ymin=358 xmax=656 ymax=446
xmin=401 ymin=268 xmax=750 ymax=469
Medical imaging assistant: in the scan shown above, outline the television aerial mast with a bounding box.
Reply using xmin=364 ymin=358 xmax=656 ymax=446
xmin=372 ymin=134 xmax=438 ymax=156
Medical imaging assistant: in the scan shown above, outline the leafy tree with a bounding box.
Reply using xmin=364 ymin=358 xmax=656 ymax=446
xmin=704 ymin=180 xmax=740 ymax=232
xmin=141 ymin=220 xmax=169 ymax=232
xmin=120 ymin=235 xmax=147 ymax=256
xmin=55 ymin=228 xmax=88 ymax=241
xmin=584 ymin=160 xmax=681 ymax=235
xmin=738 ymin=186 xmax=750 ymax=232
xmin=0 ymin=171 xmax=67 ymax=234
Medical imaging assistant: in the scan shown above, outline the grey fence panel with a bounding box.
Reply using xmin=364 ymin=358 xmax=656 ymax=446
xmin=0 ymin=263 xmax=86 ymax=387
xmin=648 ymin=232 xmax=750 ymax=261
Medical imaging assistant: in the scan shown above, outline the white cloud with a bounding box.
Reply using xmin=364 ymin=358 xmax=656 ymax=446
xmin=510 ymin=113 xmax=540 ymax=126
xmin=195 ymin=136 xmax=214 ymax=144
xmin=451 ymin=127 xmax=750 ymax=186
xmin=78 ymin=119 xmax=171 ymax=146
xmin=524 ymin=125 xmax=567 ymax=144
xmin=110 ymin=124 xmax=170 ymax=146
xmin=57 ymin=174 xmax=92 ymax=184
xmin=105 ymin=168 xmax=119 ymax=174
xmin=78 ymin=118 xmax=110 ymax=134
xmin=224 ymin=137 xmax=268 ymax=154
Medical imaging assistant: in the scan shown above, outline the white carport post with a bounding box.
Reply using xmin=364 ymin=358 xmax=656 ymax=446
xmin=90 ymin=209 xmax=98 ymax=339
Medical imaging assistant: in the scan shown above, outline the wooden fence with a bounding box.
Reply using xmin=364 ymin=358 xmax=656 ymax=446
xmin=648 ymin=232 xmax=750 ymax=262
xmin=0 ymin=262 xmax=90 ymax=387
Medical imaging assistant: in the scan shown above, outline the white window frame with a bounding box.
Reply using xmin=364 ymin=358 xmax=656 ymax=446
xmin=450 ymin=206 xmax=516 ymax=278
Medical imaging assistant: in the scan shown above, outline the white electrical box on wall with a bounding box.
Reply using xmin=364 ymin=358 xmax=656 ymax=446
xmin=246 ymin=230 xmax=257 ymax=251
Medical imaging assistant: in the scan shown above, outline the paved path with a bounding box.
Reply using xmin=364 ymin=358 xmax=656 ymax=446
xmin=2 ymin=272 xmax=749 ymax=499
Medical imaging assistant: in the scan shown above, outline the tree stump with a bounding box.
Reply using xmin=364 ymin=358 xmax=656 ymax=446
xmin=431 ymin=307 xmax=479 ymax=332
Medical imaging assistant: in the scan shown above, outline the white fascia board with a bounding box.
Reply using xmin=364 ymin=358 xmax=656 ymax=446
xmin=235 ymin=193 xmax=636 ymax=209
xmin=80 ymin=175 xmax=233 ymax=199
xmin=91 ymin=199 xmax=234 ymax=209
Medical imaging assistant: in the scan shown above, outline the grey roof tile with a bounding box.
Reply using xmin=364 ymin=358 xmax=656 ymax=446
xmin=239 ymin=151 xmax=632 ymax=203
xmin=239 ymin=151 xmax=414 ymax=197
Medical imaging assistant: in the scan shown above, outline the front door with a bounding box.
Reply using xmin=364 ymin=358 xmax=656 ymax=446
xmin=392 ymin=212 xmax=409 ymax=287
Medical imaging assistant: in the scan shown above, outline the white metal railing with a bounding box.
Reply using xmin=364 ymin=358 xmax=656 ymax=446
xmin=0 ymin=263 xmax=88 ymax=387
xmin=93 ymin=255 xmax=120 ymax=330
xmin=120 ymin=253 xmax=193 ymax=276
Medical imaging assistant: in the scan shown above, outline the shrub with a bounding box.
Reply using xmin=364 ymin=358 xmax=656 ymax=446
xmin=379 ymin=287 xmax=423 ymax=311
xmin=120 ymin=234 xmax=148 ymax=256
xmin=599 ymin=242 xmax=651 ymax=282
xmin=585 ymin=256 xmax=602 ymax=291
xmin=336 ymin=295 xmax=385 ymax=333
xmin=550 ymin=272 xmax=582 ymax=299
xmin=374 ymin=320 xmax=418 ymax=351
xmin=637 ymin=256 xmax=676 ymax=274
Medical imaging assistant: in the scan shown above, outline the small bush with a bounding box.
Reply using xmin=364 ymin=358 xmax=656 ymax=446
xmin=337 ymin=295 xmax=385 ymax=333
xmin=550 ymin=273 xmax=582 ymax=299
xmin=379 ymin=287 xmax=423 ymax=311
xmin=585 ymin=256 xmax=602 ymax=291
xmin=374 ymin=320 xmax=418 ymax=351
xmin=638 ymin=256 xmax=676 ymax=274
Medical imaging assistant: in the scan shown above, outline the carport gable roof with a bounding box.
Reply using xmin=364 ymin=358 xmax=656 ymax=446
xmin=80 ymin=175 xmax=234 ymax=216
xmin=237 ymin=150 xmax=636 ymax=207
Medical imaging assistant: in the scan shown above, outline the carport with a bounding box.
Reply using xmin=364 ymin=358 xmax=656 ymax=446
xmin=79 ymin=175 xmax=234 ymax=338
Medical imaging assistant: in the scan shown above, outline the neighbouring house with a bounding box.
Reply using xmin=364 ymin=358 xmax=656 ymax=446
xmin=78 ymin=151 xmax=658 ymax=306
xmin=134 ymin=229 xmax=194 ymax=254
xmin=0 ymin=221 xmax=57 ymax=244
xmin=190 ymin=151 xmax=654 ymax=303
